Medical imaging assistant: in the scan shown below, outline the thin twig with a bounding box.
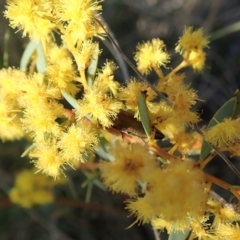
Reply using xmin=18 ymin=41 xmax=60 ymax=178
xmin=94 ymin=17 xmax=169 ymax=103
xmin=205 ymin=173 xmax=240 ymax=200
xmin=209 ymin=190 xmax=235 ymax=210
xmin=99 ymin=16 xmax=130 ymax=81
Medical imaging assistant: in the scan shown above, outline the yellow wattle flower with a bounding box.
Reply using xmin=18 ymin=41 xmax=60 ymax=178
xmin=9 ymin=169 xmax=64 ymax=208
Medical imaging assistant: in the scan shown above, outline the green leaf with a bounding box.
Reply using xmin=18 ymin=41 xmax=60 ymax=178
xmin=138 ymin=92 xmax=151 ymax=138
xmin=168 ymin=229 xmax=190 ymax=240
xmin=20 ymin=40 xmax=38 ymax=71
xmin=211 ymin=21 xmax=240 ymax=41
xmin=200 ymin=96 xmax=237 ymax=160
xmin=20 ymin=40 xmax=46 ymax=73
xmin=66 ymin=174 xmax=78 ymax=200
xmin=96 ymin=135 xmax=115 ymax=161
xmin=82 ymin=171 xmax=106 ymax=193
xmin=87 ymin=43 xmax=99 ymax=86
xmin=61 ymin=90 xmax=79 ymax=110
xmin=92 ymin=178 xmax=106 ymax=191
xmin=98 ymin=134 xmax=109 ymax=153
xmin=232 ymin=89 xmax=240 ymax=119
xmin=36 ymin=41 xmax=46 ymax=73
xmin=21 ymin=143 xmax=36 ymax=157
xmin=3 ymin=28 xmax=10 ymax=68
xmin=85 ymin=180 xmax=93 ymax=203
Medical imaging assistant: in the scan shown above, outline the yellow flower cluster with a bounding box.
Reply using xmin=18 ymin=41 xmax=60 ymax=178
xmin=175 ymin=26 xmax=209 ymax=71
xmin=3 ymin=0 xmax=240 ymax=238
xmin=76 ymin=83 xmax=123 ymax=128
xmin=124 ymin=27 xmax=209 ymax=140
xmin=4 ymin=0 xmax=104 ymax=41
xmin=2 ymin=0 xmax=210 ymax=171
xmin=204 ymin=117 xmax=240 ymax=147
xmin=9 ymin=169 xmax=65 ymax=208
xmin=134 ymin=39 xmax=170 ymax=75
xmin=100 ymin=141 xmax=158 ymax=196
xmin=1 ymin=0 xmax=109 ymax=178
xmin=150 ymin=190 xmax=240 ymax=237
xmin=0 ymin=69 xmax=25 ymax=141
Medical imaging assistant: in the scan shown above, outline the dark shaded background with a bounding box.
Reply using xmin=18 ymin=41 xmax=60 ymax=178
xmin=1 ymin=0 xmax=240 ymax=239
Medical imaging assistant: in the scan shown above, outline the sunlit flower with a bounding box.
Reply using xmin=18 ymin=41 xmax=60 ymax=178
xmin=99 ymin=141 xmax=158 ymax=196
xmin=176 ymin=27 xmax=209 ymax=54
xmin=204 ymin=117 xmax=240 ymax=147
xmin=216 ymin=223 xmax=240 ymax=240
xmin=118 ymin=78 xmax=156 ymax=116
xmin=58 ymin=123 xmax=98 ymax=164
xmin=56 ymin=0 xmax=104 ymax=42
xmin=17 ymin=73 xmax=61 ymax=108
xmin=56 ymin=0 xmax=102 ymax=23
xmin=21 ymin=100 xmax=63 ymax=142
xmin=171 ymin=131 xmax=202 ymax=155
xmin=153 ymin=215 xmax=212 ymax=237
xmin=76 ymin=84 xmax=122 ymax=127
xmin=46 ymin=45 xmax=79 ymax=94
xmin=188 ymin=49 xmax=206 ymax=71
xmin=0 ymin=68 xmax=25 ymax=97
xmin=95 ymin=60 xmax=120 ymax=96
xmin=5 ymin=0 xmax=56 ymax=39
xmin=134 ymin=38 xmax=170 ymax=75
xmin=189 ymin=216 xmax=214 ymax=239
xmin=73 ymin=40 xmax=100 ymax=71
xmin=0 ymin=97 xmax=24 ymax=141
xmin=30 ymin=140 xmax=65 ymax=178
xmin=163 ymin=76 xmax=200 ymax=127
xmin=0 ymin=68 xmax=27 ymax=141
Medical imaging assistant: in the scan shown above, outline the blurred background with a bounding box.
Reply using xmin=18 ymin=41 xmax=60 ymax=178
xmin=1 ymin=0 xmax=240 ymax=239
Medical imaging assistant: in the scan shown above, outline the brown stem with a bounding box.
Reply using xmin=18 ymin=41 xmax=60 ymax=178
xmin=205 ymin=173 xmax=240 ymax=200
